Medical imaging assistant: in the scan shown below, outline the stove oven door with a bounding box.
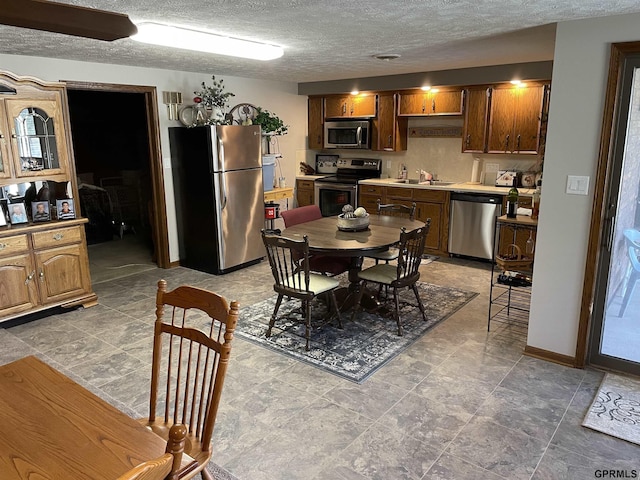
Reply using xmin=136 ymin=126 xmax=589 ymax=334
xmin=314 ymin=181 xmax=358 ymax=217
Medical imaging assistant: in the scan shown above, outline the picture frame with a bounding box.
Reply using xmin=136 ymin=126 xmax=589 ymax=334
xmin=32 ymin=201 xmax=50 ymax=222
xmin=9 ymin=202 xmax=28 ymax=225
xmin=0 ymin=208 xmax=6 ymax=227
xmin=56 ymin=198 xmax=76 ymax=220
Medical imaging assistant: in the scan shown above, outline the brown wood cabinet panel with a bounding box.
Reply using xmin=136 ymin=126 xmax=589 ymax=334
xmin=0 ymin=234 xmax=29 ymax=257
xmin=324 ymin=95 xmax=376 ymax=118
xmin=487 ymin=84 xmax=545 ymax=154
xmin=0 ymin=253 xmax=38 ymax=317
xmin=308 ymin=97 xmax=323 ymax=150
xmin=0 ymin=101 xmax=12 ymax=179
xmin=359 ymin=184 xmax=384 ymax=196
xmin=296 ymin=179 xmax=315 ymax=207
xmin=398 ymin=89 xmax=463 ymax=116
xmin=34 ymin=243 xmax=91 ymax=305
xmin=32 ymin=226 xmax=82 ymax=250
xmin=413 ymin=189 xmax=447 ymax=203
xmin=386 ymin=186 xmax=413 ymax=200
xmin=462 ymin=87 xmax=490 ymax=153
xmin=415 ymin=201 xmax=443 ymax=251
xmin=358 ymin=194 xmax=382 ymax=213
xmin=372 ymin=93 xmax=407 ymax=152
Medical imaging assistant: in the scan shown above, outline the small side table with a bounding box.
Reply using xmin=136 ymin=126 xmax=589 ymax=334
xmin=264 ymin=187 xmax=294 ymax=230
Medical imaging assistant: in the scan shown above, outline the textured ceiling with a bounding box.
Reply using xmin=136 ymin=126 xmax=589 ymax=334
xmin=1 ymin=1 xmax=640 ymax=83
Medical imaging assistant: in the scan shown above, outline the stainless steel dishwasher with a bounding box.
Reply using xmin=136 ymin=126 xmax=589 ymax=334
xmin=448 ymin=192 xmax=503 ymax=260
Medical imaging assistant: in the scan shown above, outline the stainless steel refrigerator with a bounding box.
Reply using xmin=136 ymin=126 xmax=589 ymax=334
xmin=169 ymin=124 xmax=264 ymax=274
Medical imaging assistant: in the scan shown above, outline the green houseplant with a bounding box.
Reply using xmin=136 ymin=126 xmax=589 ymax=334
xmin=253 ymin=107 xmax=289 ymax=136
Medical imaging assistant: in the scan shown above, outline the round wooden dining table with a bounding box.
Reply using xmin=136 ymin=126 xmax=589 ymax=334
xmin=281 ymin=214 xmax=422 ymax=309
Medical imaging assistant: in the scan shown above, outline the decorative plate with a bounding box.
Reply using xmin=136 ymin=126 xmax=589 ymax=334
xmin=226 ymin=103 xmax=258 ymax=125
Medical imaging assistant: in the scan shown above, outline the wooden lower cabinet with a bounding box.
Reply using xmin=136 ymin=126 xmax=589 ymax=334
xmin=0 ymin=221 xmax=96 ymax=323
xmin=358 ymin=184 xmax=450 ymax=256
xmin=0 ymin=253 xmax=38 ymax=318
xmin=358 ymin=184 xmax=385 ymax=213
xmin=413 ymin=189 xmax=449 ymax=255
xmin=296 ymin=179 xmax=315 ymax=207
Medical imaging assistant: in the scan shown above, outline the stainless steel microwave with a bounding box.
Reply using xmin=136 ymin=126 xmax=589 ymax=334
xmin=324 ymin=120 xmax=371 ymax=149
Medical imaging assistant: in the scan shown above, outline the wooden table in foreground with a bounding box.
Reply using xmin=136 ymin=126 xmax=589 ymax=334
xmin=0 ymin=356 xmax=195 ymax=480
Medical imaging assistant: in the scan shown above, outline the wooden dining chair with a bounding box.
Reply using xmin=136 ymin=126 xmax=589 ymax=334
xmin=262 ymin=230 xmax=343 ymax=350
xmin=365 ymin=200 xmax=417 ymax=264
xmin=138 ymin=280 xmax=239 ymax=480
xmin=351 ymin=220 xmax=431 ymax=336
xmin=116 ymin=454 xmax=173 ymax=480
xmin=280 ymin=204 xmax=351 ymax=276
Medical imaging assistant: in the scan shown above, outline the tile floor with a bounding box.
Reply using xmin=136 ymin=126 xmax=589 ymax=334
xmin=2 ymin=247 xmax=639 ymax=480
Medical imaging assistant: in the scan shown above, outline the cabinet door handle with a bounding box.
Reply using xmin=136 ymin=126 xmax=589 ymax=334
xmin=516 ymin=134 xmax=521 ymax=151
xmin=342 ymin=102 xmax=346 ymax=115
xmin=504 ymin=134 xmax=510 ymax=152
xmin=388 ymin=135 xmax=392 ymax=147
xmin=25 ymin=270 xmax=36 ymax=285
xmin=465 ymin=134 xmax=471 ymax=148
xmin=39 ymin=270 xmax=45 ymax=282
xmin=53 ymin=233 xmax=64 ymax=241
xmin=0 ymin=242 xmax=6 ymax=250
xmin=350 ymin=103 xmax=354 ymax=115
xmin=422 ymin=98 xmax=426 ymax=113
xmin=432 ymin=99 xmax=436 ymax=113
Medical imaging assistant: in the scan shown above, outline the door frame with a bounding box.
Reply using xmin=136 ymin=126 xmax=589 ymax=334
xmin=576 ymin=41 xmax=640 ymax=367
xmin=63 ymin=81 xmax=170 ymax=269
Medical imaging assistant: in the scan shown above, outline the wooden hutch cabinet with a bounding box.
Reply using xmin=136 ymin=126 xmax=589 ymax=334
xmin=0 ymin=71 xmax=96 ymax=323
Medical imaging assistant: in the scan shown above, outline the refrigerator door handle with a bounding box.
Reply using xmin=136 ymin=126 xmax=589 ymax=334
xmin=218 ymin=136 xmax=228 ymax=209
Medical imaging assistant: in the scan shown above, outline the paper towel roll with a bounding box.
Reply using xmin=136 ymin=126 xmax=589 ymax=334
xmin=471 ymin=159 xmax=480 ymax=183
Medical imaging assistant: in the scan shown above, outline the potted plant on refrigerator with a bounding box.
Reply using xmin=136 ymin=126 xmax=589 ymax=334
xmin=253 ymin=107 xmax=289 ymax=154
xmin=193 ymin=75 xmax=235 ymax=125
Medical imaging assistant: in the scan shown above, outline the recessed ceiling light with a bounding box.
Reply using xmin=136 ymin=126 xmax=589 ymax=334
xmin=132 ymin=22 xmax=284 ymax=61
xmin=373 ymin=53 xmax=401 ymax=61
xmin=351 ymin=90 xmax=359 ymax=95
xmin=421 ymin=86 xmax=431 ymax=91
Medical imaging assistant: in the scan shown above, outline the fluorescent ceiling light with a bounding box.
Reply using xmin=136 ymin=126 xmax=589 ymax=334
xmin=132 ymin=22 xmax=283 ymax=61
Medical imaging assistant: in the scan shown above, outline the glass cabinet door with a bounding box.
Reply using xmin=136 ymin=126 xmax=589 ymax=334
xmin=0 ymin=101 xmax=11 ymax=179
xmin=5 ymin=98 xmax=68 ymax=178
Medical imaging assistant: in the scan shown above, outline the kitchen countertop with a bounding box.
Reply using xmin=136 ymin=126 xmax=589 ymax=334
xmin=359 ymin=178 xmax=535 ymax=196
xmin=296 ymin=175 xmax=535 ymax=196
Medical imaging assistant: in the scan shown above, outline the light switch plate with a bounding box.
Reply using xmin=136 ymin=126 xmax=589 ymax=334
xmin=566 ymin=175 xmax=590 ymax=195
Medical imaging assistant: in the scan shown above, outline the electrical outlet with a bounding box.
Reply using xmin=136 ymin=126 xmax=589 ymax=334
xmin=386 ymin=160 xmax=391 ymax=169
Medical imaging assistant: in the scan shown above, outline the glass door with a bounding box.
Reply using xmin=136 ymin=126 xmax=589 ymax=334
xmin=589 ymin=54 xmax=640 ymax=374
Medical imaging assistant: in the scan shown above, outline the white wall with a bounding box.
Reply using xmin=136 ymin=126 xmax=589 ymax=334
xmin=0 ymin=54 xmax=306 ymax=261
xmin=528 ymin=13 xmax=640 ymax=356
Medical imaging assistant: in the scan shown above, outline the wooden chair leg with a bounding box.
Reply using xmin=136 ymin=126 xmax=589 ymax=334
xmin=350 ymin=280 xmax=367 ymax=321
xmin=304 ymin=300 xmax=312 ymax=351
xmin=329 ymin=290 xmax=343 ymax=328
xmin=393 ymin=287 xmax=403 ymax=336
xmin=411 ymin=283 xmax=427 ymax=322
xmin=266 ymin=294 xmax=284 ymax=337
xmin=201 ymin=467 xmax=214 ymax=480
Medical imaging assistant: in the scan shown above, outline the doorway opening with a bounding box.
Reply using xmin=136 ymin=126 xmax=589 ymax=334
xmin=65 ymin=82 xmax=169 ymax=283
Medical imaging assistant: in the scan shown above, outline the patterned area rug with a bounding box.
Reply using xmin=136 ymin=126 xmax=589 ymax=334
xmin=583 ymin=373 xmax=640 ymax=445
xmin=237 ymin=282 xmax=477 ymax=383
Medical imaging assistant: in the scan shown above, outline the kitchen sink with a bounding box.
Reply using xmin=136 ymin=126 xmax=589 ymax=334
xmin=394 ymin=179 xmax=457 ymax=186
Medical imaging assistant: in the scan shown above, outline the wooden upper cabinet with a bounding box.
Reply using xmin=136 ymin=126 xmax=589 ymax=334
xmin=308 ymin=96 xmax=323 ymax=150
xmin=324 ymin=94 xmax=377 ymax=118
xmin=462 ymin=87 xmax=490 ymax=153
xmin=487 ymin=84 xmax=547 ymax=154
xmin=4 ymin=96 xmax=69 ymax=179
xmin=0 ymin=102 xmax=11 ymax=179
xmin=372 ymin=93 xmax=407 ymax=151
xmin=397 ymin=89 xmax=463 ymax=116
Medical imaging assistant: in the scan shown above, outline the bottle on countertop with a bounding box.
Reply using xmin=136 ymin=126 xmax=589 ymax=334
xmin=531 ymin=179 xmax=541 ymax=220
xmin=506 ymin=176 xmax=519 ymax=218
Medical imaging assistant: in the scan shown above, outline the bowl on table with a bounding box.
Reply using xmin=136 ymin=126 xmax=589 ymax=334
xmin=337 ymin=213 xmax=370 ymax=231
